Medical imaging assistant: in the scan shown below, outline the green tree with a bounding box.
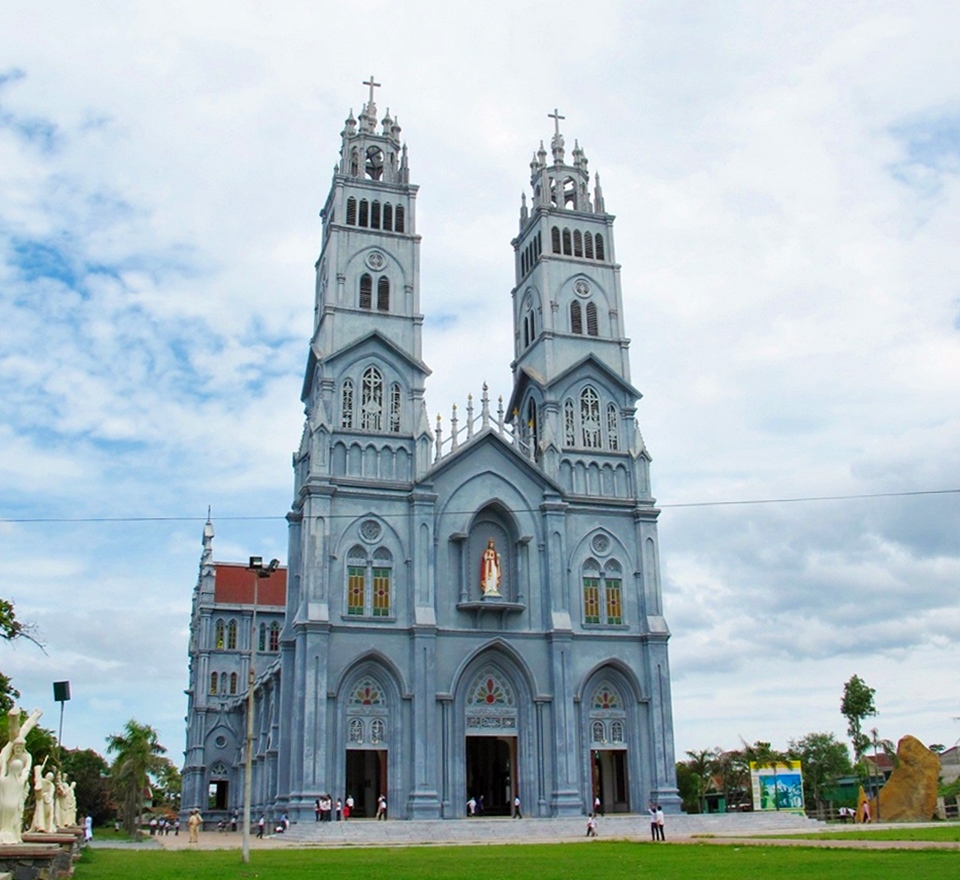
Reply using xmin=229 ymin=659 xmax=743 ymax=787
xmin=840 ymin=675 xmax=877 ymax=761
xmin=152 ymin=757 xmax=182 ymax=813
xmin=713 ymin=749 xmax=751 ymax=810
xmin=787 ymin=731 xmax=852 ymax=808
xmin=0 ymin=598 xmax=43 ymax=713
xmin=60 ymin=748 xmax=112 ymax=826
xmin=674 ymin=761 xmax=699 ymax=814
xmin=684 ymin=748 xmax=718 ymax=814
xmin=106 ymin=720 xmax=167 ymax=836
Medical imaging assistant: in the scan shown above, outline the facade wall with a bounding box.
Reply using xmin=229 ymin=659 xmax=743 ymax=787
xmin=183 ymin=91 xmax=680 ymax=823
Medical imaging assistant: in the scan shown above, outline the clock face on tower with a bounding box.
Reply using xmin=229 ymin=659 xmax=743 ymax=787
xmin=365 ymin=146 xmax=384 ymax=181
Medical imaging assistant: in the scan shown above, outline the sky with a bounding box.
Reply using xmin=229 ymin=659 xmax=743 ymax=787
xmin=1 ymin=2 xmax=958 ymax=769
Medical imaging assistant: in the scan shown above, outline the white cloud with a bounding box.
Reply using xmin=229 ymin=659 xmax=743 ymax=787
xmin=1 ymin=1 xmax=958 ymax=760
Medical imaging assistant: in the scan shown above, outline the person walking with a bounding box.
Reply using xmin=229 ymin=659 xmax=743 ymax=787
xmin=376 ymin=794 xmax=387 ymax=820
xmin=187 ymin=808 xmax=203 ymax=843
xmin=256 ymin=814 xmax=265 ymax=838
xmin=513 ymin=794 xmax=522 ymax=819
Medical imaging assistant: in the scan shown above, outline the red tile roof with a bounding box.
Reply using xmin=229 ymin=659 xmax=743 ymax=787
xmin=213 ymin=562 xmax=287 ymax=607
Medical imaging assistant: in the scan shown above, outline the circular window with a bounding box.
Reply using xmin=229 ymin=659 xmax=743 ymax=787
xmin=366 ymin=250 xmax=386 ymax=270
xmin=214 ymin=735 xmax=227 ymax=749
xmin=574 ymin=279 xmax=591 ymax=297
xmin=360 ymin=519 xmax=382 ymax=542
xmin=591 ymin=533 xmax=610 ymax=555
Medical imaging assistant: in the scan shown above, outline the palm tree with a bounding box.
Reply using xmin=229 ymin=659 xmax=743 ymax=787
xmin=106 ymin=720 xmax=167 ymax=836
xmin=685 ymin=748 xmax=718 ymax=814
xmin=741 ymin=739 xmax=788 ymax=811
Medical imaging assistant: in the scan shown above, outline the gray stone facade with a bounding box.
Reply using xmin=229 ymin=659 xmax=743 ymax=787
xmin=182 ymin=87 xmax=680 ymax=823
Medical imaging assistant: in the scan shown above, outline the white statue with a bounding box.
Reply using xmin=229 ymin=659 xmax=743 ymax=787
xmin=480 ymin=538 xmax=502 ymax=597
xmin=55 ymin=776 xmax=77 ymax=828
xmin=29 ymin=759 xmax=56 ymax=832
xmin=0 ymin=707 xmax=43 ymax=844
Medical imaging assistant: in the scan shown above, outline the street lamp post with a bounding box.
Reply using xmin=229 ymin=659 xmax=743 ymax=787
xmin=242 ymin=555 xmax=279 ymax=865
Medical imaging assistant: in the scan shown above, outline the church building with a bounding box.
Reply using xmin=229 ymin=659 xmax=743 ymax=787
xmin=182 ymin=84 xmax=680 ymax=821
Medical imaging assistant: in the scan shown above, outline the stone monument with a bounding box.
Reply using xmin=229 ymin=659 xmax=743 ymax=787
xmin=864 ymin=734 xmax=940 ymax=822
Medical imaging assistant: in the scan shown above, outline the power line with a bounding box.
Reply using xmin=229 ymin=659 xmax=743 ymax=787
xmin=1 ymin=487 xmax=957 ymax=524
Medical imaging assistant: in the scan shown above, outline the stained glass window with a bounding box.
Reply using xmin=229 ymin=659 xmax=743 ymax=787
xmin=371 ymin=719 xmax=385 ymax=743
xmin=214 ymin=619 xmax=225 ymax=649
xmin=227 ymin=620 xmax=237 ymax=650
xmin=347 ymin=566 xmax=365 ymax=615
xmin=605 ymin=579 xmax=622 ymax=625
xmin=592 ymin=685 xmax=621 ymax=710
xmin=351 ymin=678 xmax=384 ymax=705
xmin=372 ymin=567 xmax=390 ymax=617
xmin=583 ymin=577 xmax=600 ymax=624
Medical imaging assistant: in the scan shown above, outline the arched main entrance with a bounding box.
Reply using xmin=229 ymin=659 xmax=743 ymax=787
xmin=463 ymin=670 xmax=519 ymax=816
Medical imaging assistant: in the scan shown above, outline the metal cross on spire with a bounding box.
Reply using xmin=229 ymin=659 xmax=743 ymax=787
xmin=363 ymin=75 xmax=382 ymax=106
xmin=548 ymin=108 xmax=565 ymax=138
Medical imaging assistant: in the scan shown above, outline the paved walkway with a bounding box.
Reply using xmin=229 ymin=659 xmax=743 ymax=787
xmin=125 ymin=812 xmax=960 ymax=852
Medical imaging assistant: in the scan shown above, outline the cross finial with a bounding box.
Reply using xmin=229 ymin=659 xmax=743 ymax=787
xmin=548 ymin=108 xmax=565 ymax=137
xmin=363 ymin=75 xmax=381 ymax=106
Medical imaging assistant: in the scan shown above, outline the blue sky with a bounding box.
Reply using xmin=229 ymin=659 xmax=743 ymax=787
xmin=1 ymin=1 xmax=959 ymax=764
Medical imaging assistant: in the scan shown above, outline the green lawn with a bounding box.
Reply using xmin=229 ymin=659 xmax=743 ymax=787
xmin=754 ymin=825 xmax=960 ymax=843
xmin=77 ymin=841 xmax=957 ymax=880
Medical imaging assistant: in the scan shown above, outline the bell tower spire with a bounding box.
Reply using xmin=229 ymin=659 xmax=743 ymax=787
xmin=297 ymin=80 xmax=433 ymax=496
xmin=507 ymin=112 xmax=647 ymax=496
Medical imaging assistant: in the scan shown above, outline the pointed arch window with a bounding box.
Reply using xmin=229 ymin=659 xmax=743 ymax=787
xmin=389 ymin=383 xmax=402 ymax=433
xmin=346 ymin=197 xmax=357 ymax=225
xmin=606 ymin=403 xmax=619 ymax=451
xmin=377 ymin=276 xmax=390 ymax=311
xmin=551 ymin=226 xmax=561 ymax=253
xmin=345 ymin=545 xmax=393 ymax=618
xmin=605 ymin=560 xmax=623 ymax=625
xmin=372 ymin=547 xmax=392 ymax=617
xmin=347 ymin=546 xmax=367 ymax=616
xmin=581 ymin=387 xmax=601 ymax=448
xmin=359 ymin=274 xmax=373 ymax=310
xmin=595 ymin=233 xmax=605 ymax=261
xmin=573 ymin=229 xmax=583 ymax=257
xmin=227 ymin=620 xmax=237 ymax=650
xmin=563 ymin=399 xmax=576 ymax=446
xmin=583 ymin=561 xmax=601 ymax=624
xmin=383 ymin=203 xmax=393 ymax=231
xmin=361 ymin=366 xmax=383 ymax=431
xmin=268 ymin=622 xmax=280 ymax=652
xmin=584 ymin=231 xmax=594 ymax=259
xmin=341 ymin=379 xmax=354 ymax=428
xmin=350 ymin=149 xmax=359 ymax=177
xmin=258 ymin=622 xmax=266 ymax=651
xmin=562 ymin=228 xmax=572 ymax=256
xmin=570 ymin=301 xmax=583 ymax=335
xmin=229 ymin=672 xmax=238 ymax=695
xmin=214 ymin=619 xmax=225 ymax=650
xmin=370 ymin=201 xmax=381 ymax=229
xmin=526 ymin=398 xmax=539 ymax=451
xmin=209 ymin=672 xmax=218 ymax=695
xmin=582 ymin=560 xmax=625 ymax=626
xmin=586 ymin=301 xmax=599 ymax=337
xmin=359 ymin=199 xmax=369 ymax=227
xmin=394 ymin=205 xmax=405 ymax=232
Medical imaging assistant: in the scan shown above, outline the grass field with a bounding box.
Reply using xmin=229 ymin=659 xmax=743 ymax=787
xmin=755 ymin=825 xmax=960 ymax=842
xmin=76 ymin=840 xmax=958 ymax=880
